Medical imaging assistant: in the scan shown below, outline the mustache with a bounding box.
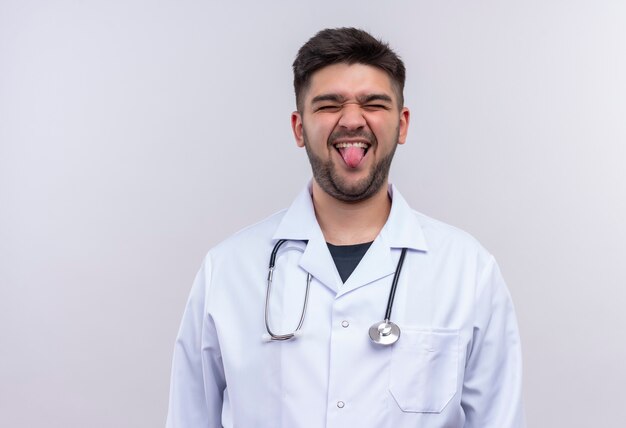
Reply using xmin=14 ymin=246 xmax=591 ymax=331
xmin=328 ymin=129 xmax=377 ymax=146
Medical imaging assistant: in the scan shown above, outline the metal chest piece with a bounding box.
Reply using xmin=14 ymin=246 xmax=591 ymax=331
xmin=368 ymin=320 xmax=401 ymax=346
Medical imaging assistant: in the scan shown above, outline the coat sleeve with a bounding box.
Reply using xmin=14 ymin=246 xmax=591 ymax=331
xmin=166 ymin=254 xmax=226 ymax=428
xmin=461 ymin=255 xmax=525 ymax=427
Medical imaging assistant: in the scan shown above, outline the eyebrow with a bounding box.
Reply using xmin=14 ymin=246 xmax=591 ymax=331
xmin=310 ymin=93 xmax=394 ymax=105
xmin=310 ymin=94 xmax=347 ymax=104
xmin=357 ymin=94 xmax=393 ymax=104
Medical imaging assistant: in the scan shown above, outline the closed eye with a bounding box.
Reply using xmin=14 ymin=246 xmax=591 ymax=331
xmin=316 ymin=105 xmax=342 ymax=112
xmin=364 ymin=104 xmax=391 ymax=111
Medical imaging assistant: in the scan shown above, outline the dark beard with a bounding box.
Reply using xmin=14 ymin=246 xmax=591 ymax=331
xmin=303 ymin=127 xmax=399 ymax=203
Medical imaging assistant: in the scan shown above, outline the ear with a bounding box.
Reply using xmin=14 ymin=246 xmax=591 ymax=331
xmin=397 ymin=107 xmax=410 ymax=145
xmin=291 ymin=111 xmax=305 ymax=148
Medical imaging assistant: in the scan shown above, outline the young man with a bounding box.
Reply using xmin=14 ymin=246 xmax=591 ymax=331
xmin=167 ymin=28 xmax=524 ymax=428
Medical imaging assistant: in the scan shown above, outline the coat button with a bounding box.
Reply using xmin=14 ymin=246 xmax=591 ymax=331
xmin=337 ymin=401 xmax=345 ymax=408
xmin=341 ymin=320 xmax=350 ymax=328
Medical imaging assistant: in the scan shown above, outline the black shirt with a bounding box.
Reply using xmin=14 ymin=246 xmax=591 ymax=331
xmin=327 ymin=241 xmax=374 ymax=283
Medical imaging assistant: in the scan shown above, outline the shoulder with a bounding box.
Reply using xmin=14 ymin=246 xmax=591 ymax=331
xmin=205 ymin=208 xmax=287 ymax=261
xmin=411 ymin=211 xmax=508 ymax=302
xmin=413 ymin=209 xmax=493 ymax=263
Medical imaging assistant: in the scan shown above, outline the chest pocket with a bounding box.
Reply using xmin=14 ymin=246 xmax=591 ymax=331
xmin=389 ymin=329 xmax=459 ymax=413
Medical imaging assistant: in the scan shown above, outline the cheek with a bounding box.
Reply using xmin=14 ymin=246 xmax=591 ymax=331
xmin=367 ymin=116 xmax=399 ymax=141
xmin=304 ymin=117 xmax=337 ymax=145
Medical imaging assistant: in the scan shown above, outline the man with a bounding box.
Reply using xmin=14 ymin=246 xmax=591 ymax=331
xmin=167 ymin=28 xmax=524 ymax=427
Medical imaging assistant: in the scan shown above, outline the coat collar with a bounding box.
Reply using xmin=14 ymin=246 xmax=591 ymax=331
xmin=380 ymin=184 xmax=428 ymax=252
xmin=271 ymin=181 xmax=428 ymax=294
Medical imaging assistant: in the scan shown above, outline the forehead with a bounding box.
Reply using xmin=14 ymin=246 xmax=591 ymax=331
xmin=305 ymin=63 xmax=397 ymax=103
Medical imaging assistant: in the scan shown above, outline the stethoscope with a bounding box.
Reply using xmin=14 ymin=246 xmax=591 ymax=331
xmin=263 ymin=239 xmax=407 ymax=346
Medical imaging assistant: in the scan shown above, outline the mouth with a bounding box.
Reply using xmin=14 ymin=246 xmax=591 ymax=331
xmin=332 ymin=141 xmax=371 ymax=168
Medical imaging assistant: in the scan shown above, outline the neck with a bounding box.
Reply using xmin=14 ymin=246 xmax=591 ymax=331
xmin=311 ymin=181 xmax=392 ymax=245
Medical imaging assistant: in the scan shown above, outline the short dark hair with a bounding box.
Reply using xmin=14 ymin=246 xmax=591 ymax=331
xmin=293 ymin=27 xmax=406 ymax=111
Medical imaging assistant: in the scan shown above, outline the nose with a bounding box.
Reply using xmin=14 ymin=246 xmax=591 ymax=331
xmin=337 ymin=103 xmax=366 ymax=131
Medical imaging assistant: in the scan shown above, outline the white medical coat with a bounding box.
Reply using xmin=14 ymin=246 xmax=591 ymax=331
xmin=166 ymin=184 xmax=525 ymax=428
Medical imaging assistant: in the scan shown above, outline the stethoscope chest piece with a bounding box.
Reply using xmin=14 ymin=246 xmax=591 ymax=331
xmin=368 ymin=320 xmax=400 ymax=346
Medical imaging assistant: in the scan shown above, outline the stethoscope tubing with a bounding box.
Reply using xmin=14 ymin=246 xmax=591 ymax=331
xmin=264 ymin=239 xmax=312 ymax=341
xmin=264 ymin=239 xmax=407 ymax=345
xmin=384 ymin=247 xmax=407 ymax=322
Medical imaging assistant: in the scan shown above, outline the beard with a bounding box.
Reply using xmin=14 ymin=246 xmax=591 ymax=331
xmin=303 ymin=126 xmax=399 ymax=203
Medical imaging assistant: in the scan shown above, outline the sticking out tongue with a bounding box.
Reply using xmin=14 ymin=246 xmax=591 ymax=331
xmin=338 ymin=146 xmax=366 ymax=168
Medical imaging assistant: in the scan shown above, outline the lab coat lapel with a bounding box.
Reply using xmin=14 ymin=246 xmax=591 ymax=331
xmin=337 ymin=236 xmax=395 ymax=298
xmin=271 ymin=183 xmax=428 ymax=296
xmin=299 ymin=233 xmax=340 ymax=293
xmin=272 ymin=184 xmax=340 ymax=293
xmin=336 ymin=185 xmax=429 ymax=297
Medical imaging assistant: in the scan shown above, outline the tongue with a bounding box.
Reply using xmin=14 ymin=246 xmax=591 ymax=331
xmin=338 ymin=146 xmax=366 ymax=168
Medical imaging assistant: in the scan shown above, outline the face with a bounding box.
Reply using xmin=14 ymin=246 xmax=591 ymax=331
xmin=292 ymin=63 xmax=410 ymax=203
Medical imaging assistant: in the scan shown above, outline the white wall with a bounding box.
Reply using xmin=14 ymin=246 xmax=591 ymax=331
xmin=1 ymin=1 xmax=625 ymax=426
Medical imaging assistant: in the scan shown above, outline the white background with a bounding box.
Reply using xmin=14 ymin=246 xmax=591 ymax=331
xmin=1 ymin=1 xmax=625 ymax=427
